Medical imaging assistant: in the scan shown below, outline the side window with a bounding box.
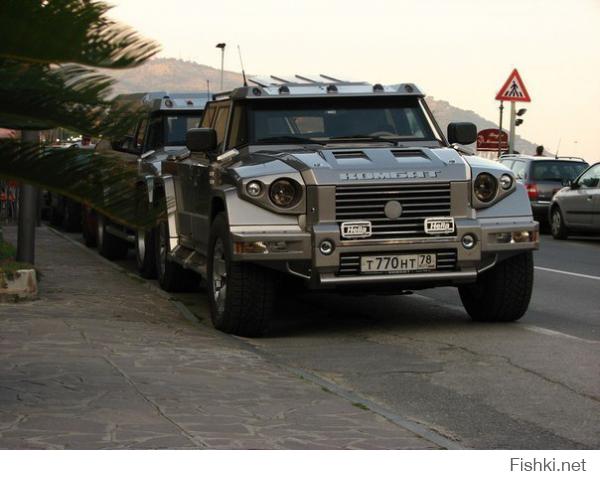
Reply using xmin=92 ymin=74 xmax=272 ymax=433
xmin=146 ymin=116 xmax=164 ymax=150
xmin=201 ymin=105 xmax=217 ymax=128
xmin=213 ymin=106 xmax=230 ymax=150
xmin=134 ymin=118 xmax=148 ymax=153
xmin=512 ymin=161 xmax=526 ymax=180
xmin=499 ymin=159 xmax=514 ymax=168
xmin=227 ymin=105 xmax=248 ymax=148
xmin=578 ymin=165 xmax=600 ymax=189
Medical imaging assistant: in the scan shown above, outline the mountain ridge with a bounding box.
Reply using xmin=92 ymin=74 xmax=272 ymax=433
xmin=109 ymin=58 xmax=538 ymax=155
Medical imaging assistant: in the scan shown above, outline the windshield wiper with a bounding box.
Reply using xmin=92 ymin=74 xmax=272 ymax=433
xmin=325 ymin=134 xmax=400 ymax=143
xmin=254 ymin=135 xmax=325 ymax=145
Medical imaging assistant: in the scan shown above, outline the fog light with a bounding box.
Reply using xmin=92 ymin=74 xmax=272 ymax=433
xmin=267 ymin=241 xmax=288 ymax=252
xmin=319 ymin=239 xmax=334 ymax=255
xmin=461 ymin=234 xmax=476 ymax=249
xmin=496 ymin=232 xmax=512 ymax=243
xmin=500 ymin=174 xmax=513 ymax=190
xmin=511 ymin=231 xmax=530 ymax=243
xmin=234 ymin=241 xmax=268 ymax=254
xmin=246 ymin=181 xmax=263 ymax=197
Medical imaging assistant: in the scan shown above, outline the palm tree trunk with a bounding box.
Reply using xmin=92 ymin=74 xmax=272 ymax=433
xmin=16 ymin=130 xmax=39 ymax=264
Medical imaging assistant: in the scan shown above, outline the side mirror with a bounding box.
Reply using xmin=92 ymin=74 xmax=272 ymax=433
xmin=111 ymin=135 xmax=135 ymax=153
xmin=186 ymin=128 xmax=217 ymax=152
xmin=447 ymin=122 xmax=477 ymax=145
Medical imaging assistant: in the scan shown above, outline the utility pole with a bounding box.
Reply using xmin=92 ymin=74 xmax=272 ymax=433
xmin=497 ymin=101 xmax=504 ymax=158
xmin=215 ymin=43 xmax=226 ymax=91
xmin=508 ymin=101 xmax=516 ymax=154
xmin=16 ymin=130 xmax=39 ymax=264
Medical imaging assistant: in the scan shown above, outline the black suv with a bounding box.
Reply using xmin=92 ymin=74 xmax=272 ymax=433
xmin=499 ymin=154 xmax=589 ymax=225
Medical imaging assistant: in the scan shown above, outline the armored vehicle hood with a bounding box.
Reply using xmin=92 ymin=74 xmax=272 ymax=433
xmin=233 ymin=146 xmax=471 ymax=185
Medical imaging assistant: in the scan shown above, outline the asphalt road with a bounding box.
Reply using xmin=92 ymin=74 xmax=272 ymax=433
xmin=65 ymin=229 xmax=600 ymax=449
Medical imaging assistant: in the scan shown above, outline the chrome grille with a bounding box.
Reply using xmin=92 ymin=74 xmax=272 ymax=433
xmin=336 ymin=183 xmax=452 ymax=239
xmin=338 ymin=250 xmax=457 ymax=276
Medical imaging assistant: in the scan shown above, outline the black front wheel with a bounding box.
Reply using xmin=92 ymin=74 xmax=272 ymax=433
xmin=96 ymin=215 xmax=128 ymax=260
xmin=207 ymin=213 xmax=276 ymax=337
xmin=550 ymin=207 xmax=569 ymax=240
xmin=459 ymin=251 xmax=534 ymax=323
xmin=136 ymin=228 xmax=157 ymax=279
xmin=154 ymin=220 xmax=198 ymax=292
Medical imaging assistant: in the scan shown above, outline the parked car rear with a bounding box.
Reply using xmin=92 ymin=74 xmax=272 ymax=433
xmin=499 ymin=155 xmax=589 ymax=225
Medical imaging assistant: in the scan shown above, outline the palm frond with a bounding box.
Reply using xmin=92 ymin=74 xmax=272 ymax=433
xmin=0 ymin=141 xmax=166 ymax=229
xmin=0 ymin=0 xmax=160 ymax=69
xmin=0 ymin=60 xmax=146 ymax=134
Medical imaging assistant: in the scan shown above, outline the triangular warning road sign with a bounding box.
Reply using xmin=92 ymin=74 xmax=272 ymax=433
xmin=495 ymin=69 xmax=531 ymax=102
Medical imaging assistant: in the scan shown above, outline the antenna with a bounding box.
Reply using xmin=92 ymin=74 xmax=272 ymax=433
xmin=555 ymin=138 xmax=561 ymax=159
xmin=237 ymin=45 xmax=248 ymax=87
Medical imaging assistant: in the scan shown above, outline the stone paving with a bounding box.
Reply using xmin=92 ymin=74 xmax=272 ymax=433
xmin=0 ymin=226 xmax=436 ymax=449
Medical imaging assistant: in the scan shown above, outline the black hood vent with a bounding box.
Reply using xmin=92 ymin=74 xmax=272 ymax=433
xmin=332 ymin=150 xmax=369 ymax=160
xmin=392 ymin=149 xmax=427 ymax=159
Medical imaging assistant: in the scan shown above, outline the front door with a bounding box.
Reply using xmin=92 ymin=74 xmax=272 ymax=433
xmin=562 ymin=164 xmax=600 ymax=228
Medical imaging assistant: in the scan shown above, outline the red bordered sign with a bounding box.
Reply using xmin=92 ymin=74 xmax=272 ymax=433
xmin=495 ymin=69 xmax=531 ymax=102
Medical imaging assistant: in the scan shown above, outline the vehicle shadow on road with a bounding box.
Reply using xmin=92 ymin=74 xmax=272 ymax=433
xmin=267 ymin=289 xmax=472 ymax=338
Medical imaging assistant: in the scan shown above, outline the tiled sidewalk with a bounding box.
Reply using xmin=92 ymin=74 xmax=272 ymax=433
xmin=0 ymin=226 xmax=436 ymax=449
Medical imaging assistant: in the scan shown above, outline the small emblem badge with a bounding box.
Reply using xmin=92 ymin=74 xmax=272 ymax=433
xmin=424 ymin=217 xmax=455 ymax=235
xmin=341 ymin=221 xmax=372 ymax=239
xmin=384 ymin=201 xmax=403 ymax=220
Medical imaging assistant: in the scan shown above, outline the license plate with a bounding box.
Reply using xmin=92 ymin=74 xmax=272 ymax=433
xmin=360 ymin=253 xmax=437 ymax=274
xmin=424 ymin=217 xmax=455 ymax=235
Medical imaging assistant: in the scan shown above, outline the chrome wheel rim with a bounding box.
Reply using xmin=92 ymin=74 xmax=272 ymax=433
xmin=551 ymin=211 xmax=561 ymax=235
xmin=212 ymin=238 xmax=227 ymax=315
xmin=96 ymin=216 xmax=104 ymax=249
xmin=158 ymin=224 xmax=167 ymax=276
xmin=136 ymin=230 xmax=146 ymax=264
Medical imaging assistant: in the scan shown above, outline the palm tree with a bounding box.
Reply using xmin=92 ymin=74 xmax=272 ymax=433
xmin=0 ymin=0 xmax=163 ymax=261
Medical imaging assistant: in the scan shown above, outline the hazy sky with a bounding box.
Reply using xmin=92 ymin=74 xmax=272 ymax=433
xmin=110 ymin=0 xmax=600 ymax=162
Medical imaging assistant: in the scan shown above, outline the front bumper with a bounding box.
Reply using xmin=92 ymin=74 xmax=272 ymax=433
xmin=230 ymin=217 xmax=539 ymax=289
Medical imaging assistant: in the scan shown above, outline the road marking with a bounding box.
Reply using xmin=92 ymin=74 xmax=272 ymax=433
xmin=521 ymin=325 xmax=599 ymax=345
xmin=535 ymin=266 xmax=600 ymax=281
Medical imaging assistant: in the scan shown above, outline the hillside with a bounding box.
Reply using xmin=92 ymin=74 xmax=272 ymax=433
xmin=110 ymin=58 xmax=538 ymax=154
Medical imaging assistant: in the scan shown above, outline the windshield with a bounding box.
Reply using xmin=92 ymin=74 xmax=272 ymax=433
xmin=530 ymin=161 xmax=588 ymax=182
xmin=249 ymin=97 xmax=436 ymax=144
xmin=164 ymin=114 xmax=202 ymax=146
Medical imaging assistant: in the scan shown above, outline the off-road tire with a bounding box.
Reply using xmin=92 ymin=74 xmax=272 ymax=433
xmin=136 ymin=228 xmax=157 ymax=279
xmin=96 ymin=214 xmax=129 ymax=260
xmin=459 ymin=251 xmax=534 ymax=323
xmin=550 ymin=207 xmax=569 ymax=240
xmin=62 ymin=200 xmax=82 ymax=232
xmin=82 ymin=209 xmax=97 ymax=248
xmin=155 ymin=220 xmax=198 ymax=292
xmin=207 ymin=213 xmax=276 ymax=337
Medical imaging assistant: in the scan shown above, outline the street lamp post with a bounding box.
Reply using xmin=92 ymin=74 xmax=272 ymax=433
xmin=215 ymin=43 xmax=226 ymax=91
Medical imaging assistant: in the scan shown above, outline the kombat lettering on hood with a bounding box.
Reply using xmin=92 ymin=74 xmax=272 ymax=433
xmin=339 ymin=170 xmax=441 ymax=181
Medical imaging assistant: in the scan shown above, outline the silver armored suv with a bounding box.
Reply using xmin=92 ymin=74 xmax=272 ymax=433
xmin=91 ymin=91 xmax=207 ymax=277
xmin=144 ymin=76 xmax=539 ymax=336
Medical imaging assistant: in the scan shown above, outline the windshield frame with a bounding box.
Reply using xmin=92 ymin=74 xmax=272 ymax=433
xmin=245 ymin=97 xmax=443 ymax=146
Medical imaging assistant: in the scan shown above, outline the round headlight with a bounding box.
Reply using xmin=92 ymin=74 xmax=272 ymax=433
xmin=474 ymin=173 xmax=498 ymax=203
xmin=246 ymin=180 xmax=263 ymax=197
xmin=269 ymin=178 xmax=300 ymax=208
xmin=500 ymin=173 xmax=513 ymax=190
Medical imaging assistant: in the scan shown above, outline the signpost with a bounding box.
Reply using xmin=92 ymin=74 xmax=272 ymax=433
xmin=477 ymin=128 xmax=508 ymax=152
xmin=495 ymin=69 xmax=531 ymax=155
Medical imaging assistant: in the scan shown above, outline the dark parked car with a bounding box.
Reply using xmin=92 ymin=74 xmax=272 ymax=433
xmin=499 ymin=155 xmax=589 ymax=225
xmin=549 ymin=162 xmax=600 ymax=239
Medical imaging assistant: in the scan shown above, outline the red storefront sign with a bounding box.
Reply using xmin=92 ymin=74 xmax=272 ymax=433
xmin=477 ymin=129 xmax=509 ymax=151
